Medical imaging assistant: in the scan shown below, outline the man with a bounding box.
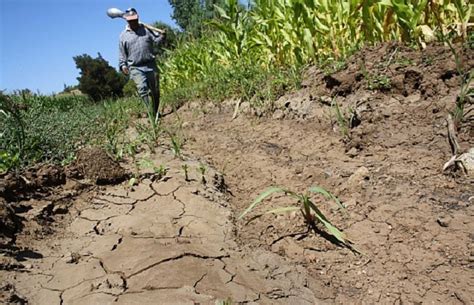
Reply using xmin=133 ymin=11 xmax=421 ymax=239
xmin=119 ymin=8 xmax=165 ymax=121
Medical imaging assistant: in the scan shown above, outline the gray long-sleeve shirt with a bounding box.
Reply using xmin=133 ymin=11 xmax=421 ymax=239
xmin=119 ymin=24 xmax=164 ymax=71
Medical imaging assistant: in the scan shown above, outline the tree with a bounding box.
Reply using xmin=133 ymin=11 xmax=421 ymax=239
xmin=168 ymin=0 xmax=227 ymax=36
xmin=168 ymin=0 xmax=201 ymax=34
xmin=73 ymin=53 xmax=127 ymax=101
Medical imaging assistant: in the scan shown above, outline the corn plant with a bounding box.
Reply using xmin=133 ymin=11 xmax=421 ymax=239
xmin=239 ymin=186 xmax=352 ymax=247
xmin=159 ymin=0 xmax=466 ymax=109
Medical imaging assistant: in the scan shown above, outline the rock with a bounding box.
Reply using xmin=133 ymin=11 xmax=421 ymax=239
xmin=320 ymin=96 xmax=332 ymax=105
xmin=457 ymin=148 xmax=474 ymax=176
xmin=437 ymin=215 xmax=451 ymax=228
xmin=346 ymin=147 xmax=359 ymax=158
xmin=272 ymin=109 xmax=285 ymax=120
xmin=347 ymin=167 xmax=370 ymax=190
xmin=64 ymin=252 xmax=81 ymax=264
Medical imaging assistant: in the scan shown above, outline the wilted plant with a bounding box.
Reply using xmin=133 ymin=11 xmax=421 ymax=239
xmin=239 ymin=186 xmax=352 ymax=248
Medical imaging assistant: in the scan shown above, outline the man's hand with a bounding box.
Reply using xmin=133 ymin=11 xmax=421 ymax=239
xmin=121 ymin=66 xmax=129 ymax=75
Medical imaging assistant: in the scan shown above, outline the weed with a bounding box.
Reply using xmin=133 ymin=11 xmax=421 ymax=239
xmin=359 ymin=63 xmax=391 ymax=91
xmin=421 ymin=55 xmax=434 ymax=65
xmin=239 ymin=186 xmax=352 ymax=248
xmin=0 ymin=151 xmax=19 ymax=174
xmin=137 ymin=158 xmax=168 ymax=180
xmin=370 ymin=74 xmax=392 ymax=91
xmin=331 ymin=99 xmax=351 ymax=140
xmin=395 ymin=57 xmax=414 ymax=67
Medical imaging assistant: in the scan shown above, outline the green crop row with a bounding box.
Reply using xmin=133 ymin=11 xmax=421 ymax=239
xmin=159 ymin=0 xmax=471 ymax=107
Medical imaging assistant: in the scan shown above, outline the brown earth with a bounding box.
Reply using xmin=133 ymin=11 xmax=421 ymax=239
xmin=1 ymin=43 xmax=473 ymax=304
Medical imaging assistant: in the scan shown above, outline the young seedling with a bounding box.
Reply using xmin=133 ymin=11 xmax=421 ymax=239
xmin=170 ymin=134 xmax=183 ymax=159
xmin=155 ymin=164 xmax=168 ymax=179
xmin=331 ymin=99 xmax=351 ymax=140
xmin=197 ymin=163 xmax=207 ymax=184
xmin=239 ymin=186 xmax=353 ymax=249
xmin=137 ymin=158 xmax=168 ymax=180
xmin=182 ymin=164 xmax=189 ymax=181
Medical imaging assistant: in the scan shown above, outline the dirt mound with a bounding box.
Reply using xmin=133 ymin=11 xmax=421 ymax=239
xmin=275 ymin=42 xmax=473 ymax=120
xmin=74 ymin=148 xmax=127 ymax=185
xmin=0 ymin=199 xmax=22 ymax=246
xmin=0 ymin=164 xmax=66 ymax=202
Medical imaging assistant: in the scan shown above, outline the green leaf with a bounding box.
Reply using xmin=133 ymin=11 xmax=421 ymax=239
xmin=307 ymin=200 xmax=349 ymax=246
xmin=309 ymin=186 xmax=345 ymax=209
xmin=239 ymin=186 xmax=286 ymax=219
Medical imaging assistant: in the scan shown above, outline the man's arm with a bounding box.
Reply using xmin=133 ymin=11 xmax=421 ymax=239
xmin=119 ymin=39 xmax=129 ymax=74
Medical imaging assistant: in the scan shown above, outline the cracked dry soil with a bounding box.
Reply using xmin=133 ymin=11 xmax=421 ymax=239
xmin=1 ymin=152 xmax=321 ymax=305
xmin=1 ymin=43 xmax=473 ymax=304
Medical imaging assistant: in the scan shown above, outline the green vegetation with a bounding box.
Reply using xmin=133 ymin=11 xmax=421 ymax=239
xmin=159 ymin=0 xmax=470 ymax=109
xmin=0 ymin=92 xmax=146 ymax=173
xmin=239 ymin=186 xmax=352 ymax=248
xmin=2 ymin=0 xmax=471 ymax=174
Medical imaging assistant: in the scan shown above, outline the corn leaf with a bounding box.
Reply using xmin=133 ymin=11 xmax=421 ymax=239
xmin=309 ymin=186 xmax=345 ymax=209
xmin=239 ymin=186 xmax=286 ymax=219
xmin=307 ymin=200 xmax=349 ymax=245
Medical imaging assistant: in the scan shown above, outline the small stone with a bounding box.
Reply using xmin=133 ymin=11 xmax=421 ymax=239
xmin=272 ymin=109 xmax=285 ymax=120
xmin=437 ymin=216 xmax=450 ymax=227
xmin=346 ymin=147 xmax=358 ymax=158
xmin=347 ymin=166 xmax=370 ymax=190
xmin=320 ymin=96 xmax=332 ymax=105
xmin=344 ymin=199 xmax=357 ymax=208
xmin=381 ymin=108 xmax=392 ymax=118
xmin=64 ymin=252 xmax=81 ymax=264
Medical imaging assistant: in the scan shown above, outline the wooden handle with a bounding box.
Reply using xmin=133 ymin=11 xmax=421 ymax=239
xmin=142 ymin=23 xmax=165 ymax=34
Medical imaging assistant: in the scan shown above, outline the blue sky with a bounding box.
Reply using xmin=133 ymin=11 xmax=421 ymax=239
xmin=0 ymin=0 xmax=176 ymax=94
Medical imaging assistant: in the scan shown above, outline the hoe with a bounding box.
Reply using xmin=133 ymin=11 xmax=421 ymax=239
xmin=107 ymin=8 xmax=164 ymax=34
